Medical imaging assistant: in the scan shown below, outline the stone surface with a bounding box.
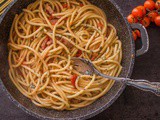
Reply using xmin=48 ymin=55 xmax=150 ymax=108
xmin=0 ymin=0 xmax=160 ymax=120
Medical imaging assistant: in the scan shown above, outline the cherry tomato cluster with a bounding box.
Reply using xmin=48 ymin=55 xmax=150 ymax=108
xmin=127 ymin=0 xmax=160 ymax=41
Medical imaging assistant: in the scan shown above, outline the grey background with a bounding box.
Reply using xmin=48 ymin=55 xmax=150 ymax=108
xmin=0 ymin=0 xmax=160 ymax=120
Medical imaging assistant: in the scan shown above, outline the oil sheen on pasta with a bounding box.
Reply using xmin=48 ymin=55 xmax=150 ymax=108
xmin=8 ymin=0 xmax=122 ymax=110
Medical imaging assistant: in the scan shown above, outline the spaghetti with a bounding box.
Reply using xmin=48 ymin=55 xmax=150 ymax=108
xmin=8 ymin=0 xmax=122 ymax=110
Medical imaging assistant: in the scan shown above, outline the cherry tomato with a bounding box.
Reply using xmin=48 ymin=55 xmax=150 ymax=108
xmin=148 ymin=11 xmax=158 ymax=22
xmin=155 ymin=0 xmax=160 ymax=10
xmin=71 ymin=75 xmax=78 ymax=88
xmin=140 ymin=17 xmax=151 ymax=27
xmin=132 ymin=7 xmax=143 ymax=18
xmin=144 ymin=1 xmax=155 ymax=11
xmin=132 ymin=31 xmax=137 ymax=41
xmin=137 ymin=6 xmax=146 ymax=15
xmin=127 ymin=14 xmax=138 ymax=23
xmin=155 ymin=16 xmax=160 ymax=26
xmin=134 ymin=30 xmax=141 ymax=38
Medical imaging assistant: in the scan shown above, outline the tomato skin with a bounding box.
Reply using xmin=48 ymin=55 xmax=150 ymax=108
xmin=144 ymin=1 xmax=155 ymax=11
xmin=148 ymin=11 xmax=158 ymax=22
xmin=132 ymin=31 xmax=137 ymax=41
xmin=155 ymin=0 xmax=160 ymax=10
xmin=140 ymin=17 xmax=151 ymax=27
xmin=132 ymin=7 xmax=143 ymax=18
xmin=155 ymin=16 xmax=160 ymax=26
xmin=137 ymin=6 xmax=146 ymax=15
xmin=134 ymin=30 xmax=141 ymax=38
xmin=71 ymin=75 xmax=78 ymax=88
xmin=127 ymin=14 xmax=138 ymax=23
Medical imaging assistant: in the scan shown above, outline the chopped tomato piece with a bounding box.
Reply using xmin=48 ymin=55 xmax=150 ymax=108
xmin=46 ymin=39 xmax=53 ymax=46
xmin=97 ymin=22 xmax=103 ymax=28
xmin=64 ymin=17 xmax=68 ymax=20
xmin=50 ymin=19 xmax=58 ymax=25
xmin=35 ymin=27 xmax=39 ymax=30
xmin=80 ymin=3 xmax=84 ymax=7
xmin=91 ymin=53 xmax=98 ymax=61
xmin=60 ymin=38 xmax=73 ymax=48
xmin=44 ymin=54 xmax=49 ymax=59
xmin=48 ymin=15 xmax=54 ymax=20
xmin=71 ymin=75 xmax=78 ymax=88
xmin=46 ymin=4 xmax=54 ymax=15
xmin=62 ymin=3 xmax=68 ymax=8
xmin=56 ymin=15 xmax=62 ymax=19
xmin=76 ymin=50 xmax=82 ymax=57
xmin=41 ymin=36 xmax=50 ymax=50
xmin=56 ymin=37 xmax=61 ymax=40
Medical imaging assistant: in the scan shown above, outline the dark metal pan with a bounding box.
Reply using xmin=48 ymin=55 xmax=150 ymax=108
xmin=0 ymin=0 xmax=149 ymax=119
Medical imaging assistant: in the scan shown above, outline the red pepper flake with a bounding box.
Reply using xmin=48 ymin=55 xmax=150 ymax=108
xmin=71 ymin=74 xmax=78 ymax=88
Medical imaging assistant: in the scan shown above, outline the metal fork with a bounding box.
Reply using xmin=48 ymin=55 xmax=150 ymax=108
xmin=71 ymin=57 xmax=160 ymax=96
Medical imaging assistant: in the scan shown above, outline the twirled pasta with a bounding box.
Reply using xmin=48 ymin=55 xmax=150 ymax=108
xmin=8 ymin=0 xmax=122 ymax=110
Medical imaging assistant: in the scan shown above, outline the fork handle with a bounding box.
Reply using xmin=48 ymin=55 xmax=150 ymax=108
xmin=97 ymin=72 xmax=160 ymax=96
xmin=125 ymin=79 xmax=160 ymax=96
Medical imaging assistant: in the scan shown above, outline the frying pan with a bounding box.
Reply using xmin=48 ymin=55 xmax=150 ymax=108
xmin=0 ymin=0 xmax=149 ymax=120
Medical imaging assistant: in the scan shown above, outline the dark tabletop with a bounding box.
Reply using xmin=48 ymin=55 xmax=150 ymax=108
xmin=0 ymin=0 xmax=160 ymax=120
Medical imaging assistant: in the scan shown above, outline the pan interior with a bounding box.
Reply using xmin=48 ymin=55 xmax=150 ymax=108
xmin=0 ymin=0 xmax=133 ymax=119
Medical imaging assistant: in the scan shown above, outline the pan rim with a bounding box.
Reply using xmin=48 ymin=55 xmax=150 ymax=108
xmin=0 ymin=0 xmax=135 ymax=120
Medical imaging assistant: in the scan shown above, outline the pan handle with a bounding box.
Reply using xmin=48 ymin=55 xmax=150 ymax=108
xmin=131 ymin=23 xmax=149 ymax=57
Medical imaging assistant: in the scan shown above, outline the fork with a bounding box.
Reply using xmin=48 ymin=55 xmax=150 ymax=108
xmin=71 ymin=57 xmax=160 ymax=96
